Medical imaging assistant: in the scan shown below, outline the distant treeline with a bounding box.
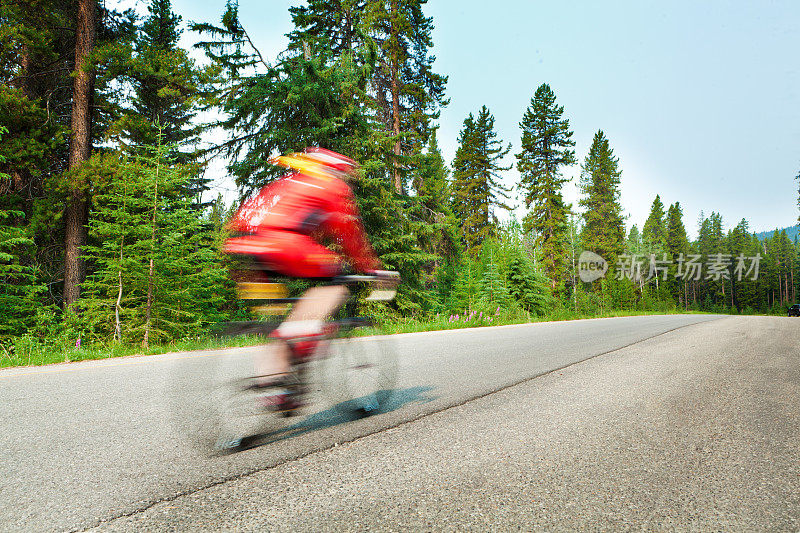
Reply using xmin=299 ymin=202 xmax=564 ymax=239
xmin=755 ymin=225 xmax=799 ymax=242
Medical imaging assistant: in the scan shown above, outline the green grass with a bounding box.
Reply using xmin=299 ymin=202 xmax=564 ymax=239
xmin=355 ymin=307 xmax=712 ymax=337
xmin=0 ymin=333 xmax=267 ymax=368
xmin=1 ymin=307 xmax=719 ymax=368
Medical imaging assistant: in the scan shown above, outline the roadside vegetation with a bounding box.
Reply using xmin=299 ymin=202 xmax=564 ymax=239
xmin=3 ymin=307 xmax=720 ymax=369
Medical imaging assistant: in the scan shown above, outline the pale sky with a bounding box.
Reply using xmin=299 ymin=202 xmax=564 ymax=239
xmin=136 ymin=0 xmax=800 ymax=238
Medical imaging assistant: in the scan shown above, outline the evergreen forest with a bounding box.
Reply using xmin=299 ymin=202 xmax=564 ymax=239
xmin=2 ymin=0 xmax=799 ymax=364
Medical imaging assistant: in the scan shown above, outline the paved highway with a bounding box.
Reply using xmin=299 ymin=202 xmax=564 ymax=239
xmin=2 ymin=315 xmax=798 ymax=531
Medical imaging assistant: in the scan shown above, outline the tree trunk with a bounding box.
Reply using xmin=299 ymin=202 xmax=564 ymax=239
xmin=390 ymin=0 xmax=402 ymax=194
xmin=684 ymin=281 xmax=688 ymax=310
xmin=786 ymin=272 xmax=790 ymax=303
xmin=143 ymin=159 xmax=160 ymax=349
xmin=14 ymin=41 xmax=31 ymax=95
xmin=63 ymin=0 xmax=95 ymax=309
xmin=115 ymin=268 xmax=123 ymax=342
xmin=10 ymin=171 xmax=25 ymax=192
xmin=114 ymin=228 xmax=125 ymax=342
xmin=144 ymin=257 xmax=154 ymax=349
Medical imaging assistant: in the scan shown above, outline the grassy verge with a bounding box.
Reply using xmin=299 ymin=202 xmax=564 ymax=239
xmin=355 ymin=307 xmax=712 ymax=336
xmin=0 ymin=333 xmax=268 ymax=369
xmin=0 ymin=308 xmax=722 ymax=369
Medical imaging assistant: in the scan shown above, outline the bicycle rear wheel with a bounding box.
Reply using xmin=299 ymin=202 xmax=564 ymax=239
xmin=319 ymin=330 xmax=398 ymax=417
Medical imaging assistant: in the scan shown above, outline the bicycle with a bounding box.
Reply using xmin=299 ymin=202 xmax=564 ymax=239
xmin=210 ymin=272 xmax=400 ymax=453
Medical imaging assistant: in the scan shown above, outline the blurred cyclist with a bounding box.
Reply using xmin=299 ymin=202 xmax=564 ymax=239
xmin=224 ymin=148 xmax=388 ymax=411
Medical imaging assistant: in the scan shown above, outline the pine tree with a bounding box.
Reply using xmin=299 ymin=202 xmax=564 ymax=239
xmin=195 ymin=3 xmax=436 ymax=316
xmin=110 ymin=0 xmax=212 ymax=207
xmin=0 ymin=204 xmax=41 ymax=339
xmin=627 ymin=224 xmax=641 ymax=251
xmin=0 ymin=128 xmax=45 ymax=339
xmin=193 ymin=1 xmax=376 ymax=191
xmin=451 ymin=106 xmax=512 ymax=257
xmin=63 ymin=0 xmax=97 ymax=309
xmin=727 ymin=218 xmax=752 ymax=311
xmin=665 ymin=203 xmax=689 ymax=257
xmin=449 ymin=255 xmax=478 ymax=312
xmin=0 ymin=0 xmax=72 ymax=201
xmin=80 ymin=153 xmax=149 ymax=343
xmin=252 ymin=0 xmax=449 ymax=196
xmin=579 ymin=130 xmax=625 ymax=268
xmin=706 ymin=212 xmax=727 ymax=305
xmin=0 ymin=0 xmax=78 ymax=311
xmin=410 ymin=130 xmax=460 ymax=287
xmin=796 ymin=169 xmax=800 ymax=224
xmin=642 ymin=195 xmax=667 ymax=250
xmin=112 ymin=0 xmax=205 ymax=158
xmin=515 ymin=83 xmax=575 ymax=291
xmin=665 ymin=202 xmax=689 ymax=306
xmin=477 ymin=241 xmax=511 ymax=311
xmin=363 ymin=0 xmax=448 ymax=193
xmin=505 ymin=247 xmax=553 ymax=315
xmin=354 ymin=174 xmax=437 ymax=315
xmin=81 ymin=138 xmax=230 ymax=345
xmin=0 ymin=0 xmax=137 ymax=309
xmin=287 ymin=0 xmax=369 ymax=61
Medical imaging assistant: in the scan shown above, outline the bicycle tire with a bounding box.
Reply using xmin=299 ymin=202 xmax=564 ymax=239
xmin=318 ymin=328 xmax=398 ymax=417
xmin=210 ymin=344 xmax=298 ymax=453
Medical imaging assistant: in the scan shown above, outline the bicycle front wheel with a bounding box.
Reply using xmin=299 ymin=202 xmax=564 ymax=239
xmin=319 ymin=330 xmax=398 ymax=417
xmin=211 ymin=344 xmax=298 ymax=453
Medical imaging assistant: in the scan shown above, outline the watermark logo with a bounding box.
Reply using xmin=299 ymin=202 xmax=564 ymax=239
xmin=578 ymin=251 xmax=609 ymax=282
xmin=576 ymin=251 xmax=763 ymax=282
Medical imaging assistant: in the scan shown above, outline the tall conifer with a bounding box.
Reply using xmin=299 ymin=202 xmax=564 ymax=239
xmin=665 ymin=202 xmax=689 ymax=306
xmin=579 ymin=130 xmax=625 ymax=266
xmin=516 ymin=83 xmax=575 ymax=290
xmin=796 ymin=169 xmax=799 ymax=223
xmin=113 ymin=0 xmax=205 ymax=154
xmin=364 ymin=0 xmax=448 ymax=193
xmin=451 ymin=106 xmax=511 ymax=256
xmin=642 ymin=195 xmax=667 ymax=250
xmin=0 ymin=129 xmax=45 ymax=338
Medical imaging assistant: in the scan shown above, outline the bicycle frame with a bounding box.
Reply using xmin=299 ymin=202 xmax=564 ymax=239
xmin=216 ymin=273 xmax=397 ymax=338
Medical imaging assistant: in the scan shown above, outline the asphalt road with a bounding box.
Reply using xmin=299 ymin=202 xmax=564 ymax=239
xmin=3 ymin=314 xmax=798 ymax=531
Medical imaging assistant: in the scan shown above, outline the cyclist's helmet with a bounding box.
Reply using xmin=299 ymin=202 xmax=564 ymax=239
xmin=271 ymin=147 xmax=359 ymax=181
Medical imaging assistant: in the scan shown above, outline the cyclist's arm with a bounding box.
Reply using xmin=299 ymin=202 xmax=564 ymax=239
xmin=324 ymin=188 xmax=380 ymax=273
xmin=226 ymin=185 xmax=273 ymax=233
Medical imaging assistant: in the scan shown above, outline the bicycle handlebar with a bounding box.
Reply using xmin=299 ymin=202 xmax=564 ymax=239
xmin=332 ymin=270 xmax=401 ymax=285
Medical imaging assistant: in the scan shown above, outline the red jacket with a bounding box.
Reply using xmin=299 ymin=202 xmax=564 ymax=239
xmin=228 ymin=172 xmax=379 ymax=272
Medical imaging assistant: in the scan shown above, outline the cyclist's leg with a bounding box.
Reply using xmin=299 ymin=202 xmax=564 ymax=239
xmin=280 ymin=285 xmax=348 ymax=333
xmin=250 ymin=231 xmax=346 ymax=384
xmin=257 ymin=285 xmax=348 ymax=381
